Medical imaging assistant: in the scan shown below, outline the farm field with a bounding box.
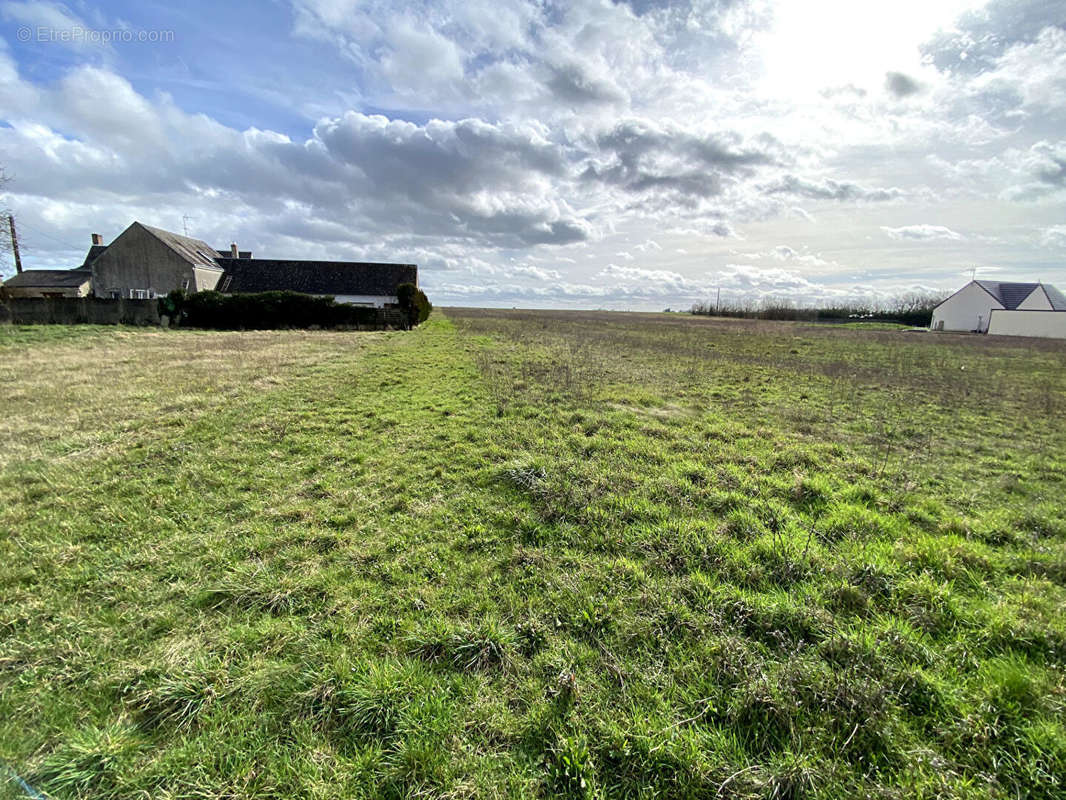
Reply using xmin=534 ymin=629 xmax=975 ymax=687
xmin=1 ymin=310 xmax=1065 ymax=799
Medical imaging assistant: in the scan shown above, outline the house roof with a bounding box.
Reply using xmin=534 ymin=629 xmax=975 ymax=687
xmin=3 ymin=269 xmax=92 ymax=288
xmin=974 ymin=281 xmax=1041 ymax=309
xmin=215 ymin=258 xmax=417 ymax=297
xmin=136 ymin=223 xmax=223 ymax=271
xmin=80 ymin=244 xmax=108 ymax=269
xmin=1043 ymin=283 xmax=1066 ymax=311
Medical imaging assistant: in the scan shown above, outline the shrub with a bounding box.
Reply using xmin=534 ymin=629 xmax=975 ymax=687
xmin=397 ymin=283 xmax=432 ymax=327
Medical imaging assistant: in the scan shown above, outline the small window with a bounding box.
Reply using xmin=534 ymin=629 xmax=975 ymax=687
xmin=181 ymin=279 xmax=191 ymax=291
xmin=131 ymin=289 xmax=149 ymax=300
xmin=109 ymin=290 xmax=121 ymax=299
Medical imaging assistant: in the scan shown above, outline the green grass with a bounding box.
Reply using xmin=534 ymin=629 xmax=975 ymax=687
xmin=1 ymin=310 xmax=1065 ymax=799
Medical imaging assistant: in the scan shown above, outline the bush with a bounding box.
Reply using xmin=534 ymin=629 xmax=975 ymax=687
xmin=162 ymin=290 xmax=389 ymax=330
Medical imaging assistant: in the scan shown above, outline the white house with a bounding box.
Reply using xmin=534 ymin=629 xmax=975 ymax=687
xmin=931 ymin=281 xmax=1066 ymax=338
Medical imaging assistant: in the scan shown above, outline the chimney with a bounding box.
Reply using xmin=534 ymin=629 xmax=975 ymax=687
xmin=91 ymin=233 xmax=102 ymax=245
xmin=230 ymin=242 xmax=238 ymax=258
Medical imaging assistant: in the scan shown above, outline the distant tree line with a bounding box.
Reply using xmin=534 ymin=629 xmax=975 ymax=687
xmin=690 ymin=290 xmax=949 ymax=327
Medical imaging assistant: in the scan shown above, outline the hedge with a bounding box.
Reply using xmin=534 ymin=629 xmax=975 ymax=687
xmin=160 ymin=290 xmax=424 ymax=330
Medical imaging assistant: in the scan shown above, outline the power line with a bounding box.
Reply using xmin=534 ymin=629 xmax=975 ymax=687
xmin=6 ymin=217 xmax=84 ymax=251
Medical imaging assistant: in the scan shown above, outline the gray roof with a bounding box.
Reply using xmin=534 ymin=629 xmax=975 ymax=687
xmin=974 ymin=280 xmax=1066 ymax=311
xmin=975 ymin=281 xmax=1039 ymax=309
xmin=3 ymin=269 xmax=92 ymax=288
xmin=136 ymin=223 xmax=222 ymax=271
xmin=80 ymin=244 xmax=108 ymax=269
xmin=1043 ymin=283 xmax=1066 ymax=311
xmin=215 ymin=258 xmax=417 ymax=297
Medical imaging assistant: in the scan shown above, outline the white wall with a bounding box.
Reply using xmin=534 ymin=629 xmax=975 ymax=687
xmin=1017 ymin=287 xmax=1053 ymax=310
xmin=931 ymin=282 xmax=1003 ymax=332
xmin=333 ymin=294 xmax=395 ymax=308
xmin=988 ymin=310 xmax=1066 ymax=339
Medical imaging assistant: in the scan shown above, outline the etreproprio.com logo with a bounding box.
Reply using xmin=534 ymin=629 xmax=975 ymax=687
xmin=17 ymin=25 xmax=175 ymax=44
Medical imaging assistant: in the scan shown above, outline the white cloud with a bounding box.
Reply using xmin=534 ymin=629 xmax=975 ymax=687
xmin=510 ymin=264 xmax=561 ymax=281
xmin=1041 ymin=225 xmax=1066 ymax=248
xmin=881 ymin=224 xmax=964 ymax=241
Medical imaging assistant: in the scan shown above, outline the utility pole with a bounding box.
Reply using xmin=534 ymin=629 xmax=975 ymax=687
xmin=8 ymin=215 xmax=22 ymax=274
xmin=716 ymin=286 xmax=721 ymax=313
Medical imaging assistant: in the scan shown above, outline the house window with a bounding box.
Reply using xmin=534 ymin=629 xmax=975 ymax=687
xmin=109 ymin=290 xmax=121 ymax=299
xmin=181 ymin=279 xmax=190 ymax=291
xmin=131 ymin=289 xmax=149 ymax=300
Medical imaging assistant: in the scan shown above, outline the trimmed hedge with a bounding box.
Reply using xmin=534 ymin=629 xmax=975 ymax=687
xmin=161 ymin=290 xmax=419 ymax=330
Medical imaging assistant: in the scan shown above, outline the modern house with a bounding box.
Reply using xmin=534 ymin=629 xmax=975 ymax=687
xmin=2 ymin=222 xmax=417 ymax=307
xmin=930 ymin=280 xmax=1066 ymax=338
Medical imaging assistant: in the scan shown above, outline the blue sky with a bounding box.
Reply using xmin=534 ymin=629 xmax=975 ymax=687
xmin=1 ymin=0 xmax=1065 ymax=309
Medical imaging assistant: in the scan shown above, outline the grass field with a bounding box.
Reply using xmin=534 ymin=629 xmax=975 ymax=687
xmin=2 ymin=310 xmax=1065 ymax=799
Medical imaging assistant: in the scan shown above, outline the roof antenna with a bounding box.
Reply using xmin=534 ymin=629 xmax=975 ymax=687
xmin=971 ymin=266 xmax=977 ymax=281
xmin=182 ymin=215 xmax=195 ymax=236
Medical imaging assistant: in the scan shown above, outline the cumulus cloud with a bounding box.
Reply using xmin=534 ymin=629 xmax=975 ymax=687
xmin=580 ymin=118 xmax=778 ymax=204
xmin=714 ymin=264 xmax=820 ymax=292
xmin=881 ymin=225 xmax=963 ymax=241
xmin=509 ymin=264 xmax=562 ymax=281
xmin=737 ymin=245 xmax=834 ymax=267
xmin=599 ymin=263 xmax=698 ymax=291
xmin=921 ymin=0 xmax=1064 ymax=75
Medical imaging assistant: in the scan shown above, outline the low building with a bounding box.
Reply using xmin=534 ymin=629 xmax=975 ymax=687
xmin=2 ymin=269 xmax=92 ymax=298
xmin=930 ymin=280 xmax=1066 ymax=335
xmin=214 ymin=258 xmax=418 ymax=307
xmin=987 ymin=308 xmax=1066 ymax=339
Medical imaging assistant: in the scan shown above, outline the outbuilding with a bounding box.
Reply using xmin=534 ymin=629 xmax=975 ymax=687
xmin=2 ymin=269 xmax=93 ymax=298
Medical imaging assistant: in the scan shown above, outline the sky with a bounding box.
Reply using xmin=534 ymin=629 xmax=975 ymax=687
xmin=0 ymin=0 xmax=1064 ymax=310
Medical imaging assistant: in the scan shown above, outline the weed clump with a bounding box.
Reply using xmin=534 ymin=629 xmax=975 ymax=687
xmin=406 ymin=619 xmax=515 ymax=671
xmin=29 ymin=722 xmax=141 ymax=796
